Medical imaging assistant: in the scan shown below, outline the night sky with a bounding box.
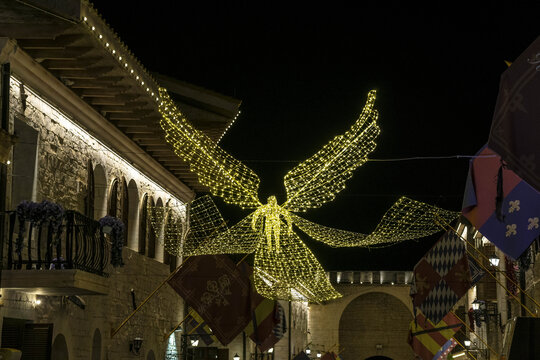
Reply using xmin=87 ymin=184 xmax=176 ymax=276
xmin=91 ymin=1 xmax=540 ymax=270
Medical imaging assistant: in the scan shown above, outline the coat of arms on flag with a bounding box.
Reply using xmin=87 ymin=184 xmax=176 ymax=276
xmin=407 ymin=311 xmax=461 ymax=360
xmin=462 ymin=146 xmax=540 ymax=259
xmin=411 ymin=229 xmax=471 ymax=324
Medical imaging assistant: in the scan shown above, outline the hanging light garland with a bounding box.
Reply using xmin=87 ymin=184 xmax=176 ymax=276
xmin=155 ymin=89 xmax=459 ymax=302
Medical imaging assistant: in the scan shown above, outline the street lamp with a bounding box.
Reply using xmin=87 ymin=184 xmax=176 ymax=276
xmin=489 ymin=255 xmax=500 ymax=267
xmin=305 ymin=347 xmax=311 ymax=355
xmin=464 ymin=339 xmax=471 ymax=347
xmin=316 ymin=351 xmax=321 ymax=358
xmin=268 ymin=348 xmax=273 ymax=353
xmin=233 ymin=353 xmax=240 ymax=360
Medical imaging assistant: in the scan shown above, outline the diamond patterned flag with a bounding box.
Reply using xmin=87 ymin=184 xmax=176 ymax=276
xmin=411 ymin=230 xmax=471 ymax=324
xmin=468 ymin=255 xmax=485 ymax=286
xmin=407 ymin=311 xmax=461 ymax=360
xmin=167 ymin=255 xmax=252 ymax=345
xmin=488 ymin=36 xmax=540 ymax=193
xmin=462 ymin=145 xmax=540 ymax=259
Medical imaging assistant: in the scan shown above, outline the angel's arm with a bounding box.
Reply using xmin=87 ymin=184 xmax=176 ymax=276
xmin=282 ymin=90 xmax=380 ymax=212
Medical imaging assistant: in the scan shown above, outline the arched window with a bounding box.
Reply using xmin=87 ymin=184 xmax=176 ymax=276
xmin=147 ymin=197 xmax=157 ymax=259
xmin=169 ymin=255 xmax=177 ymax=272
xmin=126 ymin=179 xmax=139 ymax=250
xmin=121 ymin=177 xmax=129 ymax=246
xmin=93 ymin=164 xmax=107 ymax=220
xmin=163 ymin=244 xmax=171 ymax=266
xmin=138 ymin=194 xmax=148 ymax=255
xmin=91 ymin=328 xmax=101 ymax=360
xmin=107 ymin=179 xmax=119 ymax=217
xmin=84 ymin=160 xmax=95 ymax=218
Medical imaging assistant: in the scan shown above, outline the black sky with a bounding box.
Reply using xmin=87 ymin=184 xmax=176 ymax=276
xmin=90 ymin=1 xmax=540 ymax=270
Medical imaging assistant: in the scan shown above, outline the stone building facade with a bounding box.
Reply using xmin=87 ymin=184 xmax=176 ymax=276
xmin=0 ymin=1 xmax=241 ymax=359
xmin=1 ymin=74 xmax=188 ymax=359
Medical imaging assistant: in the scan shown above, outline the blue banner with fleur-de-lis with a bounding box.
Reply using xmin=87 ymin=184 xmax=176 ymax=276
xmin=462 ymin=146 xmax=540 ymax=259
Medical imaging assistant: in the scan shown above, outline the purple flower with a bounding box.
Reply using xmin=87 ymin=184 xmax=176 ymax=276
xmin=99 ymin=216 xmax=125 ymax=267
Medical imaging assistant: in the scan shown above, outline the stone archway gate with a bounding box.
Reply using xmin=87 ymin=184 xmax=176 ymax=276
xmin=308 ymin=271 xmax=414 ymax=359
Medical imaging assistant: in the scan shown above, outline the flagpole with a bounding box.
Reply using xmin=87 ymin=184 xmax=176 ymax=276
xmin=288 ymin=300 xmax=292 ymax=360
xmin=434 ymin=217 xmax=537 ymax=318
xmin=110 ymin=255 xmax=192 ymax=338
xmin=163 ymin=310 xmax=193 ymax=341
xmin=187 ymin=321 xmax=203 ymax=335
xmin=436 ymin=215 xmax=540 ymax=311
xmin=451 ymin=311 xmax=501 ymax=358
xmin=452 ymin=337 xmax=477 ymax=360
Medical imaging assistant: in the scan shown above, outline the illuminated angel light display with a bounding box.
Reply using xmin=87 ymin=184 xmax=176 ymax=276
xmin=155 ymin=88 xmax=459 ymax=302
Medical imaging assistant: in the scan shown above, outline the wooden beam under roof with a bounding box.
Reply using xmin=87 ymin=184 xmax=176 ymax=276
xmin=17 ymin=34 xmax=85 ymax=48
xmin=110 ymin=118 xmax=156 ymax=127
xmin=70 ymin=76 xmax=124 ymax=89
xmin=51 ymin=66 xmax=115 ymax=79
xmin=121 ymin=128 xmax=157 ymax=134
xmin=133 ymin=138 xmax=165 ymax=145
xmin=97 ymin=102 xmax=149 ymax=113
xmin=74 ymin=87 xmax=129 ymax=97
xmin=41 ymin=57 xmax=103 ymax=70
xmin=25 ymin=46 xmax=93 ymax=60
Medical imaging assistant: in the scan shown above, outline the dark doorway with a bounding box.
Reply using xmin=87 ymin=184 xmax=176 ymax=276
xmin=1 ymin=317 xmax=53 ymax=360
xmin=186 ymin=347 xmax=228 ymax=360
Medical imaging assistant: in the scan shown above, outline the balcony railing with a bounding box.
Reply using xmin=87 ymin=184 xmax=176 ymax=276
xmin=5 ymin=210 xmax=109 ymax=277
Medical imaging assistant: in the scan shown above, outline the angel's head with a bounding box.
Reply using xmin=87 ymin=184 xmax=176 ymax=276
xmin=267 ymin=195 xmax=277 ymax=206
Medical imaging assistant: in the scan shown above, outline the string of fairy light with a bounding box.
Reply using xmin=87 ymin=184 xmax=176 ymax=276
xmin=153 ymin=89 xmax=459 ymax=302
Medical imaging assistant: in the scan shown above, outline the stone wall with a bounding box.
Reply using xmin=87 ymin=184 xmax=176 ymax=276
xmin=0 ymin=248 xmax=184 ymax=360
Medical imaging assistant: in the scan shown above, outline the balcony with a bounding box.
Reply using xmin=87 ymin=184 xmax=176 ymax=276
xmin=2 ymin=210 xmax=109 ymax=295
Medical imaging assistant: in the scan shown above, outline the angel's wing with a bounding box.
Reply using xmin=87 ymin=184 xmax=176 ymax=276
xmin=253 ymin=228 xmax=341 ymax=302
xmin=180 ymin=196 xmax=260 ymax=256
xmin=158 ymin=88 xmax=261 ymax=209
xmin=282 ymin=91 xmax=380 ymax=212
xmin=183 ymin=213 xmax=261 ymax=256
xmin=291 ymin=197 xmax=460 ymax=247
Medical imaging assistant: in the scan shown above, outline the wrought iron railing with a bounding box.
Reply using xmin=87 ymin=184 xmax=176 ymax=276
xmin=5 ymin=210 xmax=109 ymax=277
